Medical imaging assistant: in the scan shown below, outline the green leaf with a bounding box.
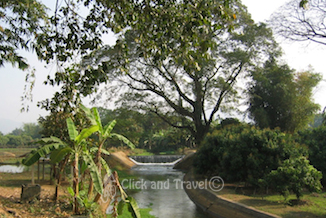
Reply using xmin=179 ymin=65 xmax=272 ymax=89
xmin=80 ymin=160 xmax=88 ymax=175
xmin=80 ymin=104 xmax=97 ymax=126
xmin=66 ymin=117 xmax=78 ymax=141
xmin=111 ymin=133 xmax=135 ymax=149
xmin=117 ymin=200 xmax=126 ymax=215
xmin=92 ymin=107 xmax=103 ymax=133
xmin=75 ymin=125 xmax=99 ymax=145
xmin=67 ymin=187 xmax=74 ymax=197
xmin=103 ymin=120 xmax=117 ymax=138
xmin=100 ymin=157 xmax=111 ymax=175
xmin=299 ymin=0 xmax=308 ymax=9
xmin=127 ymin=196 xmax=141 ymax=218
xmin=49 ymin=147 xmax=72 ymax=164
xmin=22 ymin=142 xmax=62 ymax=166
xmin=83 ymin=152 xmax=103 ymax=195
xmin=90 ymin=147 xmax=110 ymax=156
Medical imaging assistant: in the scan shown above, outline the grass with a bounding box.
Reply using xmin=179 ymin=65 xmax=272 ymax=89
xmin=129 ymin=148 xmax=154 ymax=156
xmin=215 ymin=185 xmax=326 ymax=218
xmin=0 ymin=147 xmax=34 ymax=163
xmin=107 ymin=204 xmax=155 ymax=218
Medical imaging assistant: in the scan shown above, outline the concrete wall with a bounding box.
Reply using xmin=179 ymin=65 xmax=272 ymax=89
xmin=183 ymin=171 xmax=281 ymax=218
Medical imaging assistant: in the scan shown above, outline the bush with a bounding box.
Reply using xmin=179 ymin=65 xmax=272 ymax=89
xmin=267 ymin=156 xmax=322 ymax=200
xmin=194 ymin=124 xmax=307 ymax=187
xmin=298 ymin=125 xmax=326 ymax=185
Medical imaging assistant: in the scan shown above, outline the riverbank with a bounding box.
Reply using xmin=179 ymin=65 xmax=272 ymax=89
xmin=184 ymin=170 xmax=281 ymax=218
xmin=183 ymin=169 xmax=326 ymax=218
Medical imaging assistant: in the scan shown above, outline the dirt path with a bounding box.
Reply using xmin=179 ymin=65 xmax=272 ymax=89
xmin=0 ymin=185 xmax=72 ymax=218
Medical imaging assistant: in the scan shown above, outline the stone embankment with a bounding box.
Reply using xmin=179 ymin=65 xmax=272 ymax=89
xmin=183 ymin=170 xmax=281 ymax=218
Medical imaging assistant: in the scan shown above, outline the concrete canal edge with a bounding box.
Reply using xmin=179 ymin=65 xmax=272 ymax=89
xmin=183 ymin=171 xmax=281 ymax=218
xmin=104 ymin=151 xmax=136 ymax=170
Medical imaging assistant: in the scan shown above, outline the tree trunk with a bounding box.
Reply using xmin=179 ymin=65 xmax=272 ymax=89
xmin=55 ymin=154 xmax=70 ymax=202
xmin=73 ymin=153 xmax=79 ymax=214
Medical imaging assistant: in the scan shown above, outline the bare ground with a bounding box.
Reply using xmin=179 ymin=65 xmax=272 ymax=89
xmin=0 ymin=183 xmax=72 ymax=218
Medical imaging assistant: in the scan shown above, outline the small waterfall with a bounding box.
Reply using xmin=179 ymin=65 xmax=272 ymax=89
xmin=129 ymin=155 xmax=184 ymax=166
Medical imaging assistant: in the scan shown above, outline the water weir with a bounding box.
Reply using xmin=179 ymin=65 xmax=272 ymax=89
xmin=129 ymin=155 xmax=184 ymax=166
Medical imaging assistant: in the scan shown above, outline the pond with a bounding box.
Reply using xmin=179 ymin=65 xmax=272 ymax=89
xmin=0 ymin=164 xmax=25 ymax=173
xmin=123 ymin=164 xmax=212 ymax=218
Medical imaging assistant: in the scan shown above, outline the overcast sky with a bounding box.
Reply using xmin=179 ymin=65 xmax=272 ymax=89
xmin=0 ymin=0 xmax=325 ymax=134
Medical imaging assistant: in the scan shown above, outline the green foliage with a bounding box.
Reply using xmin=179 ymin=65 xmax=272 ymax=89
xmin=194 ymin=124 xmax=307 ymax=187
xmin=0 ymin=134 xmax=9 ymax=146
xmin=41 ymin=0 xmax=281 ymax=148
xmin=31 ymin=104 xmax=138 ymax=217
xmin=0 ymin=0 xmax=47 ymax=69
xmin=67 ymin=187 xmax=101 ymax=217
xmin=298 ymin=125 xmax=326 ymax=185
xmin=147 ymin=127 xmax=192 ymax=153
xmin=300 ymin=0 xmax=309 ymax=8
xmin=5 ymin=134 xmax=32 ymax=147
xmin=23 ymin=110 xmax=102 ymax=214
xmin=0 ymin=123 xmax=42 ymax=147
xmin=114 ymin=203 xmax=155 ymax=218
xmin=35 ymin=0 xmax=237 ymax=66
xmin=267 ymin=156 xmax=322 ymax=200
xmin=248 ymin=58 xmax=321 ymax=132
xmin=219 ymin=118 xmax=241 ymax=128
xmin=22 ymin=123 xmax=42 ymax=139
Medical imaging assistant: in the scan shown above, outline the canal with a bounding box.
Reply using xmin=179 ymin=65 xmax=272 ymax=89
xmin=123 ymin=164 xmax=212 ymax=218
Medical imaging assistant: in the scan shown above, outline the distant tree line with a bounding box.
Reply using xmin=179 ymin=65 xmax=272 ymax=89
xmin=0 ymin=123 xmax=42 ymax=147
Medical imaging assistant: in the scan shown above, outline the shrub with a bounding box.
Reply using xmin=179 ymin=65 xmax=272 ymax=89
xmin=298 ymin=125 xmax=326 ymax=185
xmin=194 ymin=124 xmax=307 ymax=187
xmin=267 ymin=156 xmax=322 ymax=200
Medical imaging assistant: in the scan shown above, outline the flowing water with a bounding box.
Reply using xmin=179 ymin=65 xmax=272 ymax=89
xmin=0 ymin=164 xmax=25 ymax=173
xmin=124 ymin=164 xmax=212 ymax=218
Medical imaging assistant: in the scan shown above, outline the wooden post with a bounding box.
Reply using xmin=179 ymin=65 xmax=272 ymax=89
xmin=42 ymin=159 xmax=45 ymax=181
xmin=37 ymin=160 xmax=40 ymax=181
xmin=49 ymin=165 xmax=52 ymax=184
xmin=31 ymin=164 xmax=35 ymax=185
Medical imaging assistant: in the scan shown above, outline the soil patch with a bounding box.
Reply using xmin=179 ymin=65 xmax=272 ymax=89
xmin=0 ymin=184 xmax=72 ymax=218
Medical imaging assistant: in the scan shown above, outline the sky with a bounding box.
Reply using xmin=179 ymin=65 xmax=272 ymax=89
xmin=0 ymin=0 xmax=326 ymax=134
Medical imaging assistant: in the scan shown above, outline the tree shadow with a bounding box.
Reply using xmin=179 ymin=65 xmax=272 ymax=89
xmin=282 ymin=211 xmax=326 ymax=218
xmin=238 ymin=198 xmax=282 ymax=207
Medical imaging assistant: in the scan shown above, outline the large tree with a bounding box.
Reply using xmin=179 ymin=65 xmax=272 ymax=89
xmin=71 ymin=2 xmax=280 ymax=146
xmin=270 ymin=0 xmax=326 ymax=46
xmin=247 ymin=58 xmax=321 ymax=132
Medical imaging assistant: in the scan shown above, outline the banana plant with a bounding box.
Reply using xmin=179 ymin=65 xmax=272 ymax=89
xmin=80 ymin=105 xmax=140 ymax=218
xmin=80 ymin=104 xmax=135 ymax=199
xmin=23 ymin=117 xmax=101 ymax=214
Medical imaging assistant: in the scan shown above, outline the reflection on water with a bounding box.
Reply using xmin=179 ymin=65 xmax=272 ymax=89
xmin=0 ymin=165 xmax=25 ymax=173
xmin=126 ymin=165 xmax=210 ymax=218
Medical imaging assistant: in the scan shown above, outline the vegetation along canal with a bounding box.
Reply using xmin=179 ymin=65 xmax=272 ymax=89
xmin=123 ymin=164 xmax=210 ymax=218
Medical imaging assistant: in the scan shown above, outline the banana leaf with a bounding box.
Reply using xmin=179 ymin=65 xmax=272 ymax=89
xmin=75 ymin=125 xmax=99 ymax=145
xmin=83 ymin=152 xmax=103 ymax=195
xmin=80 ymin=104 xmax=97 ymax=126
xmin=103 ymin=120 xmax=117 ymax=138
xmin=49 ymin=146 xmax=73 ymax=164
xmin=111 ymin=133 xmax=135 ymax=149
xmin=92 ymin=107 xmax=103 ymax=133
xmin=22 ymin=142 xmax=62 ymax=166
xmin=127 ymin=196 xmax=141 ymax=218
xmin=100 ymin=156 xmax=111 ymax=175
xmin=66 ymin=117 xmax=78 ymax=141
